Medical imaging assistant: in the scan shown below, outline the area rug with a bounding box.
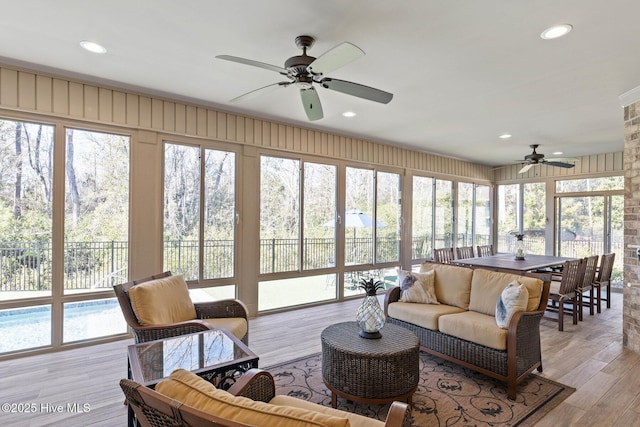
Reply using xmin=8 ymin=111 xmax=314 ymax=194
xmin=266 ymin=352 xmax=574 ymax=426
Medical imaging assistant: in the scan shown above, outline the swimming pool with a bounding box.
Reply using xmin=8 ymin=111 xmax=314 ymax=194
xmin=0 ymin=299 xmax=127 ymax=353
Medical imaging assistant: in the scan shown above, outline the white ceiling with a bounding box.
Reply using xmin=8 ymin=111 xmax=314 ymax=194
xmin=0 ymin=0 xmax=637 ymax=167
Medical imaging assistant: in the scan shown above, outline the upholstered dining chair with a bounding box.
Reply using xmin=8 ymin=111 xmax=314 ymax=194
xmin=546 ymin=258 xmax=586 ymax=331
xmin=114 ymin=271 xmax=249 ymax=344
xmin=593 ymin=253 xmax=616 ymax=312
xmin=455 ymin=246 xmax=475 ymax=259
xmin=576 ymin=255 xmax=599 ymax=320
xmin=476 ymin=244 xmax=494 ymax=257
xmin=433 ymin=247 xmax=454 ymax=264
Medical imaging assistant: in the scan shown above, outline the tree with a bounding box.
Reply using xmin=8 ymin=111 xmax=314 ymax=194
xmin=65 ymin=131 xmax=80 ymax=225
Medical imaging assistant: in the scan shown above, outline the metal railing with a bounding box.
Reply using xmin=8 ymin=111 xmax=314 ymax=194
xmin=1 ymin=235 xmax=624 ymax=291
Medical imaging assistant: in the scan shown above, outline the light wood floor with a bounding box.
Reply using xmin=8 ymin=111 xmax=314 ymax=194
xmin=0 ymin=291 xmax=635 ymax=426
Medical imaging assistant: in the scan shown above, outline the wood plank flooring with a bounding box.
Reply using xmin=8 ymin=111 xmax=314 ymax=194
xmin=0 ymin=292 xmax=635 ymax=426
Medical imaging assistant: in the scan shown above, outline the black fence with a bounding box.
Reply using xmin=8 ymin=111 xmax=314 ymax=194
xmin=1 ymin=235 xmax=623 ymax=291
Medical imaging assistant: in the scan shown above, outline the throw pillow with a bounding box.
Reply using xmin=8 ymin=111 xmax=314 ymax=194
xmin=398 ymin=269 xmax=439 ymax=304
xmin=495 ymin=281 xmax=529 ymax=329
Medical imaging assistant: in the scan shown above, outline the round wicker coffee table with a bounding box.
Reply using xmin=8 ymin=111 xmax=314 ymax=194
xmin=321 ymin=321 xmax=420 ymax=407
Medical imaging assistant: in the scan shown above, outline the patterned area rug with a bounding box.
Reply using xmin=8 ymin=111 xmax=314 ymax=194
xmin=266 ymin=352 xmax=574 ymax=426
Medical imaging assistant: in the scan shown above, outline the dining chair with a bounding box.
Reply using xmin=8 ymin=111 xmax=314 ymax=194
xmin=546 ymin=258 xmax=586 ymax=331
xmin=476 ymin=244 xmax=494 ymax=257
xmin=455 ymin=246 xmax=475 ymax=259
xmin=576 ymin=255 xmax=599 ymax=320
xmin=433 ymin=247 xmax=455 ymax=264
xmin=593 ymin=253 xmax=616 ymax=312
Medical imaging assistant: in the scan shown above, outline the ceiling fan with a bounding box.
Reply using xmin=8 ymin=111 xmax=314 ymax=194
xmin=518 ymin=144 xmax=576 ymax=174
xmin=216 ymin=35 xmax=393 ymax=121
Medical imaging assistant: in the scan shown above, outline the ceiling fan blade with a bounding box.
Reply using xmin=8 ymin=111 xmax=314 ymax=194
xmin=546 ymin=157 xmax=578 ymax=162
xmin=216 ymin=55 xmax=289 ymax=75
xmin=518 ymin=164 xmax=534 ymax=174
xmin=300 ymin=87 xmax=323 ymax=121
xmin=321 ymin=78 xmax=393 ymax=104
xmin=307 ymin=42 xmax=364 ymax=75
xmin=543 ymin=161 xmax=575 ymax=169
xmin=230 ymin=82 xmax=290 ymax=103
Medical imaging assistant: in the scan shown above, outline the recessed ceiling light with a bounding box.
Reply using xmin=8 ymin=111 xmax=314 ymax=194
xmin=499 ymin=134 xmax=512 ymax=139
xmin=80 ymin=40 xmax=107 ymax=54
xmin=552 ymin=151 xmax=563 ymax=155
xmin=342 ymin=111 xmax=356 ymax=118
xmin=540 ymin=24 xmax=573 ymax=40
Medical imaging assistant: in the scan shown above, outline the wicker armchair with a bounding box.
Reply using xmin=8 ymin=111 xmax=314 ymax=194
xmin=120 ymin=369 xmax=411 ymax=427
xmin=114 ymin=271 xmax=249 ymax=344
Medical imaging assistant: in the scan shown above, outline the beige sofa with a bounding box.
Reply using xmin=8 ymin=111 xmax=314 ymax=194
xmin=121 ymin=368 xmax=411 ymax=427
xmin=384 ymin=262 xmax=550 ymax=400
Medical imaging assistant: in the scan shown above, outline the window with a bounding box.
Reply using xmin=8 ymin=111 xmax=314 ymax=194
xmin=164 ymin=143 xmax=238 ymax=282
xmin=259 ymin=155 xmax=338 ymax=310
xmin=474 ymin=185 xmax=491 ymax=246
xmin=457 ymin=183 xmax=474 ymax=247
xmin=411 ymin=176 xmax=433 ymax=260
xmin=345 ymin=167 xmax=374 ymax=265
xmin=497 ymin=184 xmax=520 ymax=253
xmin=260 ymin=156 xmax=300 ymax=274
xmin=0 ymin=120 xmax=54 ymax=301
xmin=523 ymin=182 xmax=546 ymax=255
xmin=376 ymin=172 xmax=401 ymax=264
xmin=434 ymin=179 xmax=453 ymax=249
xmin=64 ymin=129 xmax=130 ymax=293
xmin=164 ymin=144 xmax=201 ymax=280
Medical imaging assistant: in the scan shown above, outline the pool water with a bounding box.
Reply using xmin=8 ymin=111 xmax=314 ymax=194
xmin=0 ymin=300 xmax=127 ymax=353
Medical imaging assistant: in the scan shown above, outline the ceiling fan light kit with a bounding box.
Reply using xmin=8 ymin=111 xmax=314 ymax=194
xmin=216 ymin=35 xmax=393 ymax=121
xmin=517 ymin=144 xmax=576 ymax=174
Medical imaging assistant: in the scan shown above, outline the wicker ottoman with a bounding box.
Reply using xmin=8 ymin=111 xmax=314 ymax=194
xmin=321 ymin=321 xmax=419 ymax=407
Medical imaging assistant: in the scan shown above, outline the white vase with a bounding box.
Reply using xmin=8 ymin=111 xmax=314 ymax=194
xmin=355 ymin=295 xmax=386 ymax=339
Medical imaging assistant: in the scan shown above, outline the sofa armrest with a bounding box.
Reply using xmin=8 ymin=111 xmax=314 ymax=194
xmin=384 ymin=286 xmax=401 ymax=316
xmin=384 ymin=401 xmax=411 ymax=427
xmin=195 ymin=299 xmax=249 ymax=320
xmin=227 ymin=369 xmax=276 ymax=403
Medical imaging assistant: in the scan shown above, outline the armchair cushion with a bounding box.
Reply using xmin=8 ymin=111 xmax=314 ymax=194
xmin=270 ymin=395 xmax=385 ymax=427
xmin=201 ymin=317 xmax=248 ymax=342
xmin=128 ymin=275 xmax=196 ymax=325
xmin=156 ymin=369 xmax=350 ymax=427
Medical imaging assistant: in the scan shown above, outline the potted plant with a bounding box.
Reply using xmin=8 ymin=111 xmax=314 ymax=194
xmin=355 ymin=278 xmax=386 ymax=339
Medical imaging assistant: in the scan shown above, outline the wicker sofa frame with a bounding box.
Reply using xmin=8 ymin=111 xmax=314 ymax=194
xmin=114 ymin=271 xmax=249 ymax=345
xmin=121 ymin=369 xmax=412 ymax=427
xmin=384 ymin=271 xmax=550 ymax=400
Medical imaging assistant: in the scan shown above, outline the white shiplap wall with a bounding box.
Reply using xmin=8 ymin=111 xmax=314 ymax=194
xmin=0 ymin=66 xmax=496 ymax=180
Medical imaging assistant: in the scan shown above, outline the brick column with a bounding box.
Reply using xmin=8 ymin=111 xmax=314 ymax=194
xmin=623 ymin=100 xmax=640 ymax=352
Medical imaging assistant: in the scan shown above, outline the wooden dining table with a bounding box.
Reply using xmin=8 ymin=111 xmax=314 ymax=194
xmin=453 ymin=253 xmax=574 ymax=275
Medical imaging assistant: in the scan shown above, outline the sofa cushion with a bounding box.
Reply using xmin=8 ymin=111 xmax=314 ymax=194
xmin=468 ymin=269 xmax=544 ymax=315
xmin=201 ymin=318 xmax=248 ymax=341
xmin=398 ymin=269 xmax=439 ymax=304
xmin=128 ymin=275 xmax=196 ymax=325
xmin=420 ymin=262 xmax=473 ymax=310
xmin=495 ymin=282 xmax=529 ymax=329
xmin=439 ymin=311 xmax=508 ymax=351
xmin=156 ymin=369 xmax=350 ymax=427
xmin=270 ymin=395 xmax=384 ymax=427
xmin=387 ymin=302 xmax=465 ymax=331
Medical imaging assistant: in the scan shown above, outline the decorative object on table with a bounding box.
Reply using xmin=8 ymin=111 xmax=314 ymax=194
xmin=513 ymin=233 xmax=526 ymax=260
xmin=355 ymin=278 xmax=386 ymax=338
